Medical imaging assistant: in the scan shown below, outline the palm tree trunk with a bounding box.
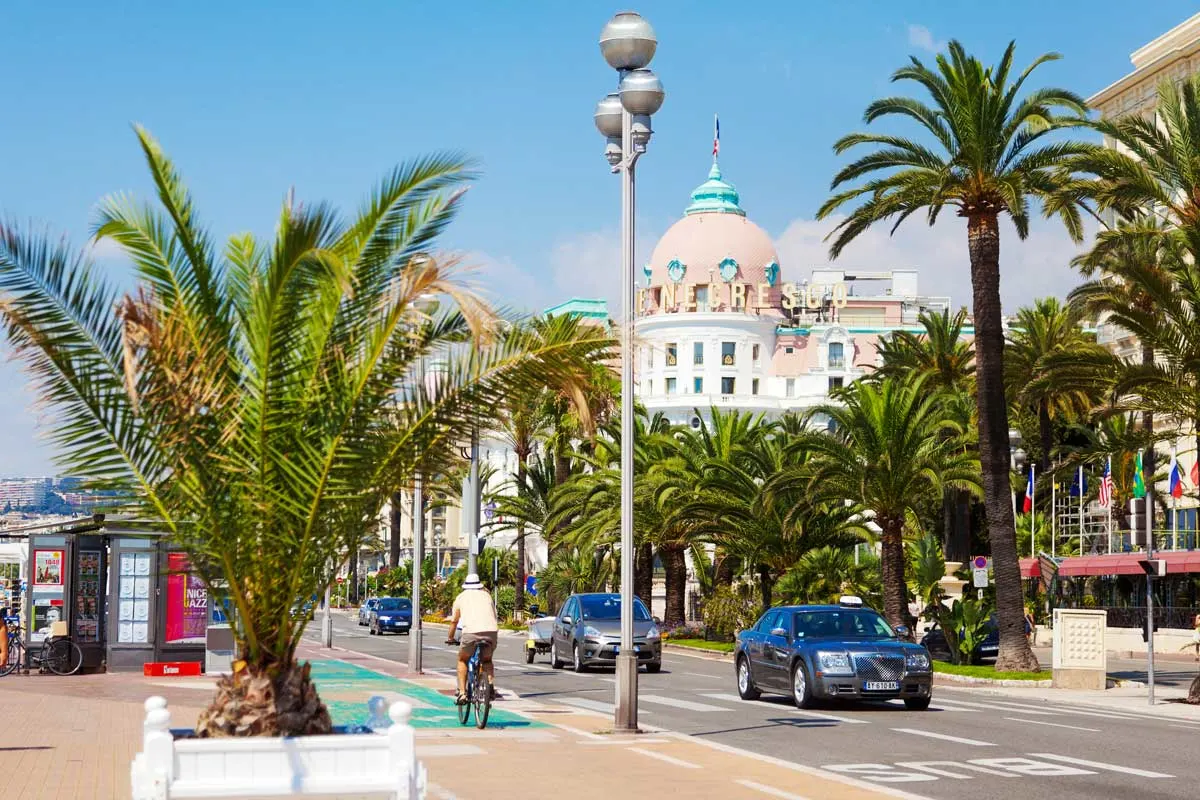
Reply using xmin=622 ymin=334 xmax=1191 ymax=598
xmin=196 ymin=660 xmax=332 ymax=737
xmin=348 ymin=551 xmax=359 ymax=605
xmin=389 ymin=491 xmax=403 ymax=569
xmin=967 ymin=212 xmax=1040 ymax=672
xmin=757 ymin=565 xmax=775 ymax=613
xmin=1038 ymin=400 xmax=1053 ymax=476
xmin=515 ymin=455 xmax=528 ymax=615
xmin=662 ymin=545 xmax=687 ymax=626
xmin=635 ymin=542 xmax=653 ymax=607
xmin=879 ymin=517 xmax=906 ymax=628
xmin=714 ymin=548 xmax=736 ymax=587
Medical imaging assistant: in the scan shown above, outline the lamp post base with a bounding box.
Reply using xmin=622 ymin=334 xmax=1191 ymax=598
xmin=614 ymin=651 xmax=640 ymax=733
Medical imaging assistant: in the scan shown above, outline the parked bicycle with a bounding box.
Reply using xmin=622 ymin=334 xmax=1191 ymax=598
xmin=0 ymin=625 xmax=83 ymax=677
xmin=449 ymin=637 xmax=491 ymax=729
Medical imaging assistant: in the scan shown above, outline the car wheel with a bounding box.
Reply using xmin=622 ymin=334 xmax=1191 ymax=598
xmin=573 ymin=643 xmax=586 ymax=673
xmin=551 ymin=641 xmax=565 ymax=669
xmin=645 ymin=662 xmax=662 ymax=674
xmin=791 ymin=661 xmax=814 ymax=709
xmin=368 ymin=624 xmax=375 ymax=635
xmin=904 ymin=696 xmax=932 ymax=711
xmin=736 ymin=655 xmax=760 ymax=701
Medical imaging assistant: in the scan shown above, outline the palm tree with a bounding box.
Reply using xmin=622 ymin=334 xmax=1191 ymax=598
xmin=1005 ymin=297 xmax=1108 ymax=474
xmin=817 ymin=41 xmax=1092 ymax=671
xmin=0 ymin=128 xmax=608 ymax=736
xmin=776 ymin=377 xmax=981 ymax=628
xmin=774 ymin=546 xmax=880 ymax=607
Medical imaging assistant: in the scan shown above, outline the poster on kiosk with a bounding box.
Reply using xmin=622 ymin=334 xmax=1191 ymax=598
xmin=164 ymin=553 xmax=207 ymax=645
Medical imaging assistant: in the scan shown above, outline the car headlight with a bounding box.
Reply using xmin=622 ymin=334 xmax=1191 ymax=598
xmin=905 ymin=652 xmax=931 ymax=672
xmin=583 ymin=626 xmax=602 ymax=639
xmin=816 ymin=651 xmax=855 ymax=675
xmin=646 ymin=625 xmax=660 ymax=640
xmin=378 ymin=616 xmax=391 ymax=623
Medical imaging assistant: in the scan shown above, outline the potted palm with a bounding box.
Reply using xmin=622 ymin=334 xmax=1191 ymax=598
xmin=0 ymin=128 xmax=612 ymax=796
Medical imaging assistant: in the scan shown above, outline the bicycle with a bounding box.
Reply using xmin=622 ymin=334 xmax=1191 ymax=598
xmin=0 ymin=627 xmax=83 ymax=677
xmin=447 ymin=638 xmax=491 ymax=730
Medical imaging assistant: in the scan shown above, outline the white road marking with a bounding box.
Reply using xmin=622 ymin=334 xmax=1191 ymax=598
xmin=702 ymin=692 xmax=746 ymax=703
xmin=932 ymin=698 xmax=1061 ymax=716
xmin=791 ymin=710 xmax=870 ymax=725
xmin=639 ymin=694 xmax=728 ymax=712
xmin=1028 ymin=753 xmax=1174 ymax=778
xmin=629 ymin=748 xmax=700 ymax=769
xmin=558 ymin=697 xmax=617 ymax=714
xmin=579 ymin=737 xmax=671 ymax=745
xmin=683 ymin=671 xmax=724 ymax=680
xmin=895 ymin=761 xmax=1014 ymax=778
xmin=1003 ymin=716 xmax=1099 ymax=732
xmin=928 ymin=705 xmax=981 ymax=713
xmin=735 ymin=779 xmax=811 ymax=799
xmin=890 ymin=728 xmax=994 ymax=746
xmin=494 ymin=658 xmax=519 ymax=665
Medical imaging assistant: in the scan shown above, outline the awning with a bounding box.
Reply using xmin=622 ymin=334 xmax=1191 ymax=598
xmin=1057 ymin=551 xmax=1200 ymax=577
xmin=1018 ymin=558 xmax=1039 ymax=578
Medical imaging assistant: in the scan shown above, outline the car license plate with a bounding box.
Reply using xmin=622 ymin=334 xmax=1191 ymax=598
xmin=864 ymin=681 xmax=899 ymax=691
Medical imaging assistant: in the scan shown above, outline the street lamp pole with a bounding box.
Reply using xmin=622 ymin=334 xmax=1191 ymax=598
xmin=595 ymin=10 xmax=665 ymax=734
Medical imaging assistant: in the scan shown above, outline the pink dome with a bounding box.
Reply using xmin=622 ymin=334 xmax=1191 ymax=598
xmin=646 ymin=213 xmax=783 ymax=304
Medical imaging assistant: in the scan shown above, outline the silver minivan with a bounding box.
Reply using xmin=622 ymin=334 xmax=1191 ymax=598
xmin=550 ymin=593 xmax=662 ymax=673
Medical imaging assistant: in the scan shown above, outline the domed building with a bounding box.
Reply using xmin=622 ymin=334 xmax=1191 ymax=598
xmin=635 ymin=156 xmax=956 ymax=428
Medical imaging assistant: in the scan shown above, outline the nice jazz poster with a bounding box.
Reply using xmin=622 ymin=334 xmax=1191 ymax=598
xmin=164 ymin=553 xmax=208 ymax=644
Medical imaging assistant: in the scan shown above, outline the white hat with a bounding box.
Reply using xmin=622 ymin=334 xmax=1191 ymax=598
xmin=463 ymin=573 xmax=483 ymax=590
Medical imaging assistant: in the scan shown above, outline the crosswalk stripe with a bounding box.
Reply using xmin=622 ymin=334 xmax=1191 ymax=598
xmin=639 ymin=694 xmax=728 ymax=712
xmin=891 ymin=728 xmax=995 ymax=746
xmin=933 ymin=698 xmax=1061 ymax=716
xmin=702 ymin=692 xmax=747 ymax=703
xmin=559 ymin=697 xmax=654 ymax=715
xmin=699 ymin=693 xmax=869 ymax=723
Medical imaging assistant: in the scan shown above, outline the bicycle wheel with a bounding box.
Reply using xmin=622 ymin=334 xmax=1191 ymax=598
xmin=0 ymin=640 xmax=22 ymax=677
xmin=45 ymin=639 xmax=83 ymax=676
xmin=457 ymin=672 xmax=472 ymax=725
xmin=473 ymin=675 xmax=491 ymax=730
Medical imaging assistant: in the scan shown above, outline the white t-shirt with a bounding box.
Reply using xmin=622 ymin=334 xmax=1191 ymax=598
xmin=453 ymin=589 xmax=498 ymax=634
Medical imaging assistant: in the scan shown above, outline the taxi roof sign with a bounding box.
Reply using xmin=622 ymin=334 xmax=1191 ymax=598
xmin=838 ymin=595 xmax=864 ymax=607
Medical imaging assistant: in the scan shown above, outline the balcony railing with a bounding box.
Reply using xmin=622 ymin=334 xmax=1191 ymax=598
xmin=828 ymin=356 xmax=845 ymax=369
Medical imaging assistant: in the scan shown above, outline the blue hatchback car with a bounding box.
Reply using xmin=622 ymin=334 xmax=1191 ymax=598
xmin=368 ymin=597 xmax=412 ymax=636
xmin=734 ymin=597 xmax=933 ymax=710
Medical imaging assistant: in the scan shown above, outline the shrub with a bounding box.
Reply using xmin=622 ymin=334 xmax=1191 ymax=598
xmin=661 ymin=622 xmax=705 ymax=641
xmin=702 ymin=586 xmax=758 ymax=641
xmin=495 ymin=585 xmax=516 ymax=619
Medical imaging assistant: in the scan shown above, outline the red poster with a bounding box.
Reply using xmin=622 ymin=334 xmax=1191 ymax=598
xmin=164 ymin=553 xmax=208 ymax=643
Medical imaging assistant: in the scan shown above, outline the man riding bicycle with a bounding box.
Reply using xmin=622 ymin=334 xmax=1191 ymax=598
xmin=446 ymin=573 xmax=497 ymax=705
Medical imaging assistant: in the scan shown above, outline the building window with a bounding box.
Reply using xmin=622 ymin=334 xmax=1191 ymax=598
xmin=828 ymin=342 xmax=845 ymax=369
xmin=666 ymin=377 xmax=677 ymax=395
xmin=693 ymin=377 xmax=704 ymax=394
xmin=666 ymin=343 xmax=677 ymax=366
xmin=647 ymin=379 xmax=653 ymax=395
xmin=721 ymin=376 xmax=735 ymax=395
xmin=752 ymin=344 xmax=760 ymax=363
xmin=785 ymin=378 xmax=795 ymax=397
xmin=828 ymin=376 xmax=844 ymax=392
xmin=647 ymin=348 xmax=653 ymax=369
xmin=693 ymin=341 xmax=704 ymax=365
xmin=695 ymin=285 xmax=709 ymax=308
xmin=721 ymin=341 xmax=736 ymax=366
xmin=752 ymin=378 xmax=759 ymax=395
xmin=784 ymin=346 xmax=795 ymax=354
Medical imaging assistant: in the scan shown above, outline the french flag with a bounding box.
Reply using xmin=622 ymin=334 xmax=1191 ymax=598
xmin=1023 ymin=465 xmax=1034 ymax=513
xmin=713 ymin=114 xmax=720 ymax=158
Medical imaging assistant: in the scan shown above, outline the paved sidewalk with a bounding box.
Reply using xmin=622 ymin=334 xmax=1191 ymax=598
xmin=0 ymin=648 xmax=920 ymax=800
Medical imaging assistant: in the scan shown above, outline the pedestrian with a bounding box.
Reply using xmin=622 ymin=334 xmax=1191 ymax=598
xmin=1192 ymin=613 xmax=1200 ymax=662
xmin=1024 ymin=605 xmax=1037 ymax=646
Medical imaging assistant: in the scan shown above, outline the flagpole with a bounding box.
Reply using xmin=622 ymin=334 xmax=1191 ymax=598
xmin=1107 ymin=456 xmax=1113 ymax=555
xmin=1079 ymin=464 xmax=1085 ymax=556
xmin=1031 ymin=464 xmax=1036 ymax=559
xmin=1172 ymin=446 xmax=1178 ymax=551
xmin=1051 ymin=469 xmax=1057 ymax=559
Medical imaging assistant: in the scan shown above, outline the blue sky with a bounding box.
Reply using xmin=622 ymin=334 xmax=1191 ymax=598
xmin=0 ymin=2 xmax=1193 ymax=475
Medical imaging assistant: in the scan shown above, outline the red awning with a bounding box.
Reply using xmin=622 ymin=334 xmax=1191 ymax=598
xmin=1057 ymin=551 xmax=1200 ymax=577
xmin=1018 ymin=558 xmax=1039 ymax=578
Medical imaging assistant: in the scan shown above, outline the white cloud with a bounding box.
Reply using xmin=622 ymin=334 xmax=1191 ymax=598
xmin=85 ymin=237 xmax=125 ymax=262
xmin=907 ymin=24 xmax=945 ymax=54
xmin=774 ymin=213 xmax=1095 ymax=314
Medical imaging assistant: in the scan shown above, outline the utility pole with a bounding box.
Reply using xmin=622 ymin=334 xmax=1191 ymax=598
xmin=409 ymin=477 xmax=424 ymax=673
xmin=464 ymin=431 xmax=481 ymax=576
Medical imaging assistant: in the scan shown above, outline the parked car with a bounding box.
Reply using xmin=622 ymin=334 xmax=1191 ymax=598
xmin=368 ymin=597 xmax=412 ymax=635
xmin=358 ymin=597 xmax=380 ymax=626
xmin=734 ymin=596 xmax=933 ymax=710
xmin=550 ymin=593 xmax=661 ymax=673
xmin=920 ymin=614 xmax=999 ymax=664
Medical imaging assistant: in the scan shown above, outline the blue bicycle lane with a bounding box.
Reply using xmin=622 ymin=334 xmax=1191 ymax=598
xmin=307 ymin=659 xmax=545 ymax=730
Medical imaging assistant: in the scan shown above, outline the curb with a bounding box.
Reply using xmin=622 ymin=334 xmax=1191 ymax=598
xmin=663 ymin=643 xmax=735 ymax=661
xmin=933 ymin=672 xmax=1052 ymax=688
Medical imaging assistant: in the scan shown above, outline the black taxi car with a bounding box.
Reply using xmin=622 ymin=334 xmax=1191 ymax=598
xmin=734 ymin=596 xmax=933 ymax=710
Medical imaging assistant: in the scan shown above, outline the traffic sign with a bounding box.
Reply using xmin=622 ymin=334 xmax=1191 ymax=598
xmin=484 ymin=502 xmax=496 ymax=521
xmin=972 ymin=567 xmax=989 ymax=588
xmin=972 ymin=556 xmax=988 ymax=570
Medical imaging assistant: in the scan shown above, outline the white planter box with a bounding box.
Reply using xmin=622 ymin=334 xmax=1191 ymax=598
xmin=131 ymin=696 xmax=426 ymax=799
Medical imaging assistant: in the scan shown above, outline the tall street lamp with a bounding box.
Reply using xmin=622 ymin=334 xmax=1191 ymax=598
xmin=594 ymin=10 xmax=665 ymax=734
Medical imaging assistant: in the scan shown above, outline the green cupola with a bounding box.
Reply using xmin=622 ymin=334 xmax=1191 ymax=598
xmin=684 ymin=160 xmax=745 ymax=216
